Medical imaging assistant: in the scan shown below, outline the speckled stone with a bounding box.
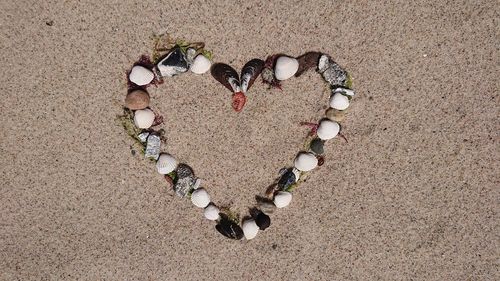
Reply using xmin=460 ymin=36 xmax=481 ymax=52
xmin=173 ymin=164 xmax=196 ymax=198
xmin=317 ymin=55 xmax=348 ymax=87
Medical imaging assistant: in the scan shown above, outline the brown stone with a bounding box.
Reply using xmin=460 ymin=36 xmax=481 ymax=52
xmin=125 ymin=89 xmax=150 ymax=110
xmin=325 ymin=108 xmax=345 ymax=122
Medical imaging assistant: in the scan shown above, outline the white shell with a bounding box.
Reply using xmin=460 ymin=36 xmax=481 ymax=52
xmin=204 ymin=204 xmax=220 ymax=221
xmin=333 ymin=87 xmax=355 ymax=96
xmin=317 ymin=119 xmax=340 ymax=140
xmin=274 ymin=56 xmax=299 ymax=80
xmin=242 ymin=219 xmax=259 ymax=240
xmin=190 ymin=55 xmax=212 ymax=74
xmin=292 ymin=168 xmax=301 ymax=182
xmin=133 ymin=109 xmax=155 ymax=129
xmin=294 ymin=152 xmax=318 ymax=172
xmin=329 ymin=93 xmax=350 ymax=110
xmin=191 ymin=188 xmax=210 ymax=208
xmin=129 ymin=65 xmax=154 ymax=86
xmin=156 ymin=154 xmax=178 ymax=174
xmin=273 ymin=191 xmax=292 ymax=208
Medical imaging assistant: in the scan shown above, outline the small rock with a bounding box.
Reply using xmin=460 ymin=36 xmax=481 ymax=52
xmin=164 ymin=174 xmax=174 ymax=189
xmin=255 ymin=212 xmax=271 ymax=230
xmin=333 ymin=87 xmax=355 ymax=97
xmin=310 ymin=138 xmax=324 ymax=155
xmin=317 ymin=55 xmax=348 ymax=87
xmin=173 ymin=164 xmax=197 ymax=198
xmin=325 ymin=108 xmax=345 ymax=122
xmin=137 ymin=131 xmax=150 ymax=143
xmin=129 ymin=65 xmax=154 ymax=86
xmin=257 ymin=200 xmax=277 ymax=214
xmin=278 ymin=169 xmax=297 ymax=190
xmin=125 ymin=89 xmax=150 ymax=110
xmin=176 ymin=164 xmax=194 ymax=178
xmin=144 ymin=134 xmax=161 ymax=160
xmin=185 ymin=48 xmax=197 ymax=65
xmin=295 ymin=52 xmax=321 ymax=77
xmin=156 ymin=47 xmax=189 ymax=77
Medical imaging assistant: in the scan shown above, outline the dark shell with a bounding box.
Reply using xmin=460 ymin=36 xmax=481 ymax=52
xmin=211 ymin=63 xmax=240 ymax=93
xmin=278 ymin=169 xmax=296 ymax=190
xmin=240 ymin=59 xmax=264 ymax=93
xmin=215 ymin=214 xmax=244 ymax=240
xmin=255 ymin=212 xmax=271 ymax=230
xmin=156 ymin=47 xmax=189 ymax=77
xmin=309 ymin=138 xmax=325 ymax=155
xmin=295 ymin=52 xmax=322 ymax=77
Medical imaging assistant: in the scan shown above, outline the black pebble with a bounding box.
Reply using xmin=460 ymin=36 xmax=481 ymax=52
xmin=278 ymin=169 xmax=296 ymax=190
xmin=310 ymin=138 xmax=324 ymax=155
xmin=255 ymin=212 xmax=271 ymax=230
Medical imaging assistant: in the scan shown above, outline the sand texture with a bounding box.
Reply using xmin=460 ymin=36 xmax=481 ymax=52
xmin=0 ymin=0 xmax=498 ymax=280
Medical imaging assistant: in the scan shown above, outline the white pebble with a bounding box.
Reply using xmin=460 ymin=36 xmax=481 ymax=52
xmin=333 ymin=87 xmax=355 ymax=96
xmin=191 ymin=189 xmax=210 ymax=208
xmin=133 ymin=109 xmax=155 ymax=129
xmin=129 ymin=65 xmax=154 ymax=86
xmin=317 ymin=119 xmax=340 ymax=140
xmin=156 ymin=153 xmax=178 ymax=174
xmin=294 ymin=152 xmax=318 ymax=172
xmin=204 ymin=204 xmax=220 ymax=221
xmin=274 ymin=56 xmax=299 ymax=80
xmin=274 ymin=191 xmax=292 ymax=208
xmin=190 ymin=55 xmax=212 ymax=74
xmin=292 ymin=168 xmax=300 ymax=183
xmin=329 ymin=93 xmax=350 ymax=110
xmin=242 ymin=219 xmax=259 ymax=240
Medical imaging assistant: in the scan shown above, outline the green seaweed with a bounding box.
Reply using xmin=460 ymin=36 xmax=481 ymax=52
xmin=116 ymin=107 xmax=146 ymax=154
xmin=345 ymin=72 xmax=353 ymax=89
xmin=202 ymin=49 xmax=213 ymax=61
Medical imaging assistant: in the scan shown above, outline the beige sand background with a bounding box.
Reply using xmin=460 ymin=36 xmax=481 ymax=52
xmin=1 ymin=0 xmax=498 ymax=280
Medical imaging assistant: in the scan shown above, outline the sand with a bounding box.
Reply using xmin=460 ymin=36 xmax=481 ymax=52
xmin=0 ymin=0 xmax=498 ymax=280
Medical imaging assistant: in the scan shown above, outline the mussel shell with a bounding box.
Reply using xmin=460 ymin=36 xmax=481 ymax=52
xmin=240 ymin=59 xmax=264 ymax=93
xmin=211 ymin=63 xmax=240 ymax=93
xmin=295 ymin=52 xmax=322 ymax=77
xmin=215 ymin=214 xmax=244 ymax=240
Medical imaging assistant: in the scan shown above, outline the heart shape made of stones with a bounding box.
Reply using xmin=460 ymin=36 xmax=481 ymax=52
xmin=120 ymin=35 xmax=354 ymax=240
